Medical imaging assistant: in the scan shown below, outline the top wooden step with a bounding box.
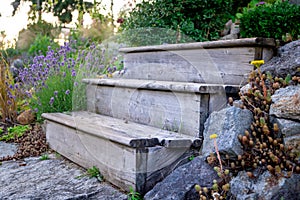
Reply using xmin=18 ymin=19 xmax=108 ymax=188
xmin=118 ymin=38 xmax=276 ymax=85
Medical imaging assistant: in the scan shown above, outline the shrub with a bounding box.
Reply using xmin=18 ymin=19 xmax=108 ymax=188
xmin=119 ymin=0 xmax=234 ymax=46
xmin=28 ymin=34 xmax=60 ymax=57
xmin=239 ymin=1 xmax=300 ymax=40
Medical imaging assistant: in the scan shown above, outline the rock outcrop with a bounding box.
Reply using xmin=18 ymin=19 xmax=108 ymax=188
xmin=230 ymin=171 xmax=300 ymax=200
xmin=201 ymin=106 xmax=253 ymax=157
xmin=144 ymin=156 xmax=220 ymax=200
xmin=261 ymin=40 xmax=300 ymax=77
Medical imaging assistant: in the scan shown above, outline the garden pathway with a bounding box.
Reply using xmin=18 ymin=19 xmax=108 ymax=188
xmin=0 ymin=142 xmax=127 ymax=200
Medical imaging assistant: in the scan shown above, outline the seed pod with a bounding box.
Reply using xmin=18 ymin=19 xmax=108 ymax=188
xmin=195 ymin=184 xmax=201 ymax=192
xmin=242 ymin=136 xmax=248 ymax=145
xmin=249 ymin=140 xmax=254 ymax=147
xmin=245 ymin=130 xmax=250 ymax=138
xmin=231 ymin=162 xmax=235 ymax=169
xmin=280 ymin=144 xmax=284 ymax=151
xmin=275 ymin=165 xmax=281 ymax=173
xmin=273 ymin=123 xmax=279 ymax=132
xmin=262 ymin=142 xmax=267 ymax=149
xmin=241 ymin=160 xmax=245 ymax=167
xmin=203 ymin=187 xmax=208 ymax=193
xmin=238 ymin=135 xmax=243 ymax=142
xmin=273 ymin=139 xmax=278 ymax=146
xmin=253 ymin=163 xmax=258 ymax=168
xmin=268 ymin=136 xmax=273 ymax=144
xmin=222 ymin=183 xmax=230 ymax=192
xmin=263 ymin=125 xmax=270 ymax=135
xmin=238 ymin=155 xmax=242 ymax=160
xmin=267 ymin=165 xmax=274 ymax=173
xmin=225 ymin=169 xmax=230 ymax=175
xmin=247 ymin=171 xmax=254 ymax=178
xmin=252 ymin=131 xmax=257 ymax=137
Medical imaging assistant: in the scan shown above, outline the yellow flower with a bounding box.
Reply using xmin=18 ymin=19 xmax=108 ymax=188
xmin=209 ymin=134 xmax=218 ymax=139
xmin=250 ymin=60 xmax=264 ymax=68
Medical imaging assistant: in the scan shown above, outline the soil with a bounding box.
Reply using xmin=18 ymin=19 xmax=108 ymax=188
xmin=0 ymin=122 xmax=49 ymax=162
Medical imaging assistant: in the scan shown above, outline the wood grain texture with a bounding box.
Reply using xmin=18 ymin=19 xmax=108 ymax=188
xmin=121 ymin=47 xmax=262 ymax=85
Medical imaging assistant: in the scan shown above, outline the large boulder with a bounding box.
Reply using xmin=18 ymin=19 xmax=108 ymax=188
xmin=230 ymin=171 xmax=300 ymax=200
xmin=144 ymin=156 xmax=220 ymax=200
xmin=270 ymin=85 xmax=300 ymax=121
xmin=201 ymin=106 xmax=253 ymax=157
xmin=260 ymin=40 xmax=300 ymax=77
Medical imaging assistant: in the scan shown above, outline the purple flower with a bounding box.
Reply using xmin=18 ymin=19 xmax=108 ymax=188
xmin=65 ymin=89 xmax=70 ymax=95
xmin=74 ymin=82 xmax=78 ymax=87
xmin=71 ymin=69 xmax=76 ymax=77
xmin=49 ymin=97 xmax=54 ymax=105
xmin=54 ymin=91 xmax=58 ymax=96
xmin=256 ymin=1 xmax=265 ymax=6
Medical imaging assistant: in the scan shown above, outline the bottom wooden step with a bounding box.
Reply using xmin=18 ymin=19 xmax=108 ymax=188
xmin=42 ymin=111 xmax=201 ymax=194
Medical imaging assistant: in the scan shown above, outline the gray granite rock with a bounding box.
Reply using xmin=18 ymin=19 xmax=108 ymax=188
xmin=261 ymin=40 xmax=300 ymax=77
xmin=144 ymin=156 xmax=220 ymax=200
xmin=273 ymin=118 xmax=300 ymax=138
xmin=201 ymin=106 xmax=253 ymax=157
xmin=270 ymin=85 xmax=300 ymax=120
xmin=0 ymin=141 xmax=18 ymax=158
xmin=230 ymin=170 xmax=300 ymax=200
xmin=0 ymin=154 xmax=127 ymax=200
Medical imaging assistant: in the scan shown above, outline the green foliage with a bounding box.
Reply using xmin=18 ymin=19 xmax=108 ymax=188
xmin=0 ymin=127 xmax=3 ymax=134
xmin=119 ymin=0 xmax=234 ymax=46
xmin=40 ymin=154 xmax=49 ymax=160
xmin=28 ymin=34 xmax=59 ymax=56
xmin=127 ymin=186 xmax=142 ymax=200
xmin=239 ymin=1 xmax=300 ymax=40
xmin=0 ymin=125 xmax=30 ymax=141
xmin=87 ymin=166 xmax=103 ymax=182
xmin=30 ymin=64 xmax=74 ymax=121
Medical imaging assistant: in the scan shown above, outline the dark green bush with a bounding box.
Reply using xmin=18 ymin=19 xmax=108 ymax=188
xmin=119 ymin=0 xmax=234 ymax=46
xmin=240 ymin=1 xmax=300 ymax=40
xmin=28 ymin=34 xmax=59 ymax=56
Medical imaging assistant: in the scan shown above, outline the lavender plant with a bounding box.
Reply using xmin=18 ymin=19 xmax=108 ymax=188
xmin=16 ymin=40 xmax=124 ymax=121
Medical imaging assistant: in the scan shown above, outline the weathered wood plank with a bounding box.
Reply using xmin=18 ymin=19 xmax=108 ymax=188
xmin=42 ymin=111 xmax=201 ymax=148
xmin=86 ymin=84 xmax=202 ymax=137
xmin=119 ymin=37 xmax=275 ymax=52
xmin=121 ymin=47 xmax=260 ymax=85
xmin=83 ymin=78 xmax=226 ymax=94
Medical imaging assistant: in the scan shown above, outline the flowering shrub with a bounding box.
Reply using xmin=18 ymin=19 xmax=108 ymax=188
xmin=16 ymin=40 xmax=123 ymax=121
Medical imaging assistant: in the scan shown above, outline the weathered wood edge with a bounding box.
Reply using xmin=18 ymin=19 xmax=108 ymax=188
xmin=82 ymin=78 xmax=240 ymax=94
xmin=119 ymin=38 xmax=276 ymax=53
xmin=42 ymin=112 xmax=201 ymax=148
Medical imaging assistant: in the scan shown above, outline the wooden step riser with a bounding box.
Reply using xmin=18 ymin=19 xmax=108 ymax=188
xmin=44 ymin=118 xmax=196 ymax=194
xmin=121 ymin=47 xmax=273 ymax=85
xmin=86 ymin=84 xmax=228 ymax=137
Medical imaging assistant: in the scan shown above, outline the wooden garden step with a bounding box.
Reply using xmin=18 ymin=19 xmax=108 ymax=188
xmin=83 ymin=78 xmax=240 ymax=137
xmin=118 ymin=38 xmax=275 ymax=85
xmin=42 ymin=111 xmax=201 ymax=148
xmin=42 ymin=111 xmax=201 ymax=194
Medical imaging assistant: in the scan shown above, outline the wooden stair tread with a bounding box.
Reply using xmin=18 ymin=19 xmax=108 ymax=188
xmin=82 ymin=78 xmax=240 ymax=94
xmin=42 ymin=111 xmax=202 ymax=148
